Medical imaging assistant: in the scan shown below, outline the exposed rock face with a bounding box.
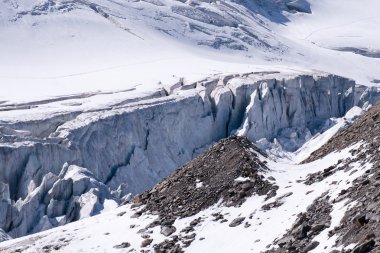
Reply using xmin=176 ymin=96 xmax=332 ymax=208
xmin=0 ymin=72 xmax=379 ymax=238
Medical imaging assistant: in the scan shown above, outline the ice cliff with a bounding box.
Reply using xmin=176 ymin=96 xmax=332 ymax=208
xmin=0 ymin=71 xmax=379 ymax=239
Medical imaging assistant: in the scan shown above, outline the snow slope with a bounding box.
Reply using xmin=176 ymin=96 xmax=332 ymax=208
xmin=0 ymin=0 xmax=379 ymax=104
xmin=273 ymin=0 xmax=380 ymax=86
xmin=0 ymin=0 xmax=286 ymax=102
xmin=282 ymin=0 xmax=380 ymax=50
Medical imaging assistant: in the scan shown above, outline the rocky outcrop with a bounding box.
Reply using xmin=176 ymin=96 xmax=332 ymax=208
xmin=133 ymin=135 xmax=274 ymax=251
xmin=0 ymin=72 xmax=379 ymax=238
xmin=305 ymin=103 xmax=380 ymax=251
xmin=134 ymin=136 xmax=273 ymax=219
xmin=265 ymin=196 xmax=332 ymax=253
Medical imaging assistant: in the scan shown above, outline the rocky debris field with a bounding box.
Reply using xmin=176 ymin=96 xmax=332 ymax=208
xmin=265 ymin=195 xmax=332 ymax=253
xmin=322 ymin=104 xmax=380 ymax=253
xmin=266 ymin=103 xmax=380 ymax=253
xmin=131 ymin=135 xmax=275 ymax=250
xmin=134 ymin=136 xmax=274 ymax=218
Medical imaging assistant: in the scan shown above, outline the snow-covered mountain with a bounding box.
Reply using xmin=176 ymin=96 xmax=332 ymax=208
xmin=0 ymin=0 xmax=287 ymax=102
xmin=0 ymin=0 xmax=380 ymax=252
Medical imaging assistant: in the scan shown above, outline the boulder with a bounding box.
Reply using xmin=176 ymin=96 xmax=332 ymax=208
xmin=229 ymin=217 xmax=245 ymax=227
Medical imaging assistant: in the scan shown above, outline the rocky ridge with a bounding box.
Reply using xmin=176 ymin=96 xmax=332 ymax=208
xmin=135 ymin=135 xmax=273 ymax=218
xmin=132 ymin=135 xmax=275 ymax=251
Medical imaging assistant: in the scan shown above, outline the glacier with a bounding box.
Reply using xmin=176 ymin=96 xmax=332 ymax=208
xmin=0 ymin=71 xmax=379 ymax=239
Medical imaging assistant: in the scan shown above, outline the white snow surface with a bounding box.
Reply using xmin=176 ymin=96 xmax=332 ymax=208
xmin=0 ymin=0 xmax=379 ymax=105
xmin=273 ymin=0 xmax=380 ymax=86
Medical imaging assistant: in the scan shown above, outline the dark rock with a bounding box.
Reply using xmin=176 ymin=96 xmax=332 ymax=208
xmin=293 ymin=224 xmax=311 ymax=239
xmin=141 ymin=234 xmax=150 ymax=239
xmin=141 ymin=238 xmax=153 ymax=247
xmin=130 ymin=211 xmax=142 ymax=218
xmin=241 ymin=182 xmax=253 ymax=191
xmin=132 ymin=136 xmax=273 ymax=224
xmin=137 ymin=228 xmax=148 ymax=234
xmin=189 ymin=218 xmax=202 ymax=227
xmin=161 ymin=218 xmax=175 ymax=226
xmin=353 ymin=239 xmax=375 ymax=253
xmin=309 ymin=224 xmax=326 ymax=235
xmin=362 ymin=179 xmax=370 ymax=186
xmin=261 ymin=199 xmax=284 ymax=211
xmin=181 ymin=226 xmax=194 ymax=233
xmin=353 ymin=213 xmax=369 ymax=226
xmin=277 ymin=236 xmax=293 ymax=248
xmin=265 ymin=197 xmax=332 ymax=253
xmin=116 ymin=211 xmax=126 ymax=217
xmin=229 ymin=217 xmax=245 ymax=227
xmin=182 ymin=233 xmax=196 ymax=240
xmin=160 ymin=226 xmax=176 ymax=237
xmin=304 ymin=241 xmax=319 ymax=252
xmin=113 ymin=242 xmax=131 ymax=249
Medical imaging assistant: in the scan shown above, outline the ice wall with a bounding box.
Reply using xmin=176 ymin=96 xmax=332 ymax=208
xmin=0 ymin=72 xmax=378 ymax=238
